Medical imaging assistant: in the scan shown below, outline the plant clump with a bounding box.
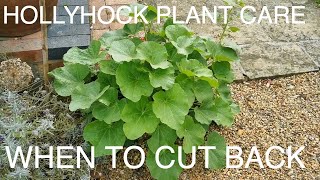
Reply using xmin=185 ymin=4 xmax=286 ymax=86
xmin=0 ymin=87 xmax=90 ymax=179
xmin=49 ymin=3 xmax=241 ymax=179
xmin=0 ymin=58 xmax=34 ymax=91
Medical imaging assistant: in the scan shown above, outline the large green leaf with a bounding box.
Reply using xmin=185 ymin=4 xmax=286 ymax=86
xmin=98 ymin=87 xmax=118 ymax=106
xmin=92 ymin=99 xmax=126 ymax=124
xmin=100 ymin=29 xmax=127 ymax=49
xmin=123 ymin=23 xmax=144 ymax=35
xmin=121 ymin=97 xmax=160 ymax=140
xmin=194 ymin=99 xmax=215 ymax=125
xmin=193 ymin=80 xmax=214 ymax=103
xmin=69 ymin=82 xmax=109 ymax=111
xmin=175 ymin=74 xmax=195 ymax=107
xmin=83 ymin=121 xmax=126 ymax=157
xmin=149 ymin=66 xmax=175 ymax=90
xmin=63 ymin=40 xmax=106 ymax=65
xmin=109 ymin=39 xmax=136 ymax=62
xmin=165 ymin=25 xmax=192 ymax=42
xmin=178 ymin=59 xmax=219 ymax=88
xmin=206 ymin=40 xmax=239 ymax=62
xmin=99 ymin=60 xmax=119 ymax=76
xmin=178 ymin=59 xmax=212 ymax=78
xmin=49 ymin=64 xmax=89 ymax=96
xmin=147 ymin=124 xmax=177 ymax=153
xmin=116 ymin=62 xmax=153 ymax=102
xmin=145 ymin=5 xmax=158 ymax=21
xmin=217 ymin=83 xmax=232 ymax=102
xmin=212 ymin=61 xmax=234 ymax=83
xmin=206 ymin=131 xmax=226 ymax=169
xmin=165 ymin=43 xmax=186 ymax=64
xmin=146 ymin=146 xmax=185 ymax=180
xmin=193 ymin=37 xmax=210 ymax=59
xmin=176 ymin=116 xmax=206 ymax=154
xmin=171 ymin=36 xmax=195 ymax=55
xmin=136 ymin=41 xmax=170 ymax=69
xmin=212 ymin=97 xmax=235 ymax=127
xmin=97 ymin=72 xmax=117 ymax=88
xmin=152 ymin=84 xmax=190 ymax=130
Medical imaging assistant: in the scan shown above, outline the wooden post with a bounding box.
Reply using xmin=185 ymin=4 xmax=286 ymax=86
xmin=39 ymin=0 xmax=49 ymax=85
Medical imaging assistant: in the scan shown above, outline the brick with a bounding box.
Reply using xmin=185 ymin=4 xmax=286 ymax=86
xmin=89 ymin=0 xmax=106 ymax=10
xmin=93 ymin=9 xmax=110 ymax=30
xmin=109 ymin=22 xmax=124 ymax=30
xmin=105 ymin=0 xmax=137 ymax=5
xmin=92 ymin=29 xmax=108 ymax=40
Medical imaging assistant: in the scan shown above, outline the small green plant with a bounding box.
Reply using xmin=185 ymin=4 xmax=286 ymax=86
xmin=50 ymin=4 xmax=240 ymax=179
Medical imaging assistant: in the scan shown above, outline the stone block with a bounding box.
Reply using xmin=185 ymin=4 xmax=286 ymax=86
xmin=58 ymin=0 xmax=88 ymax=6
xmin=232 ymin=61 xmax=245 ymax=81
xmin=48 ymin=35 xmax=91 ymax=49
xmin=228 ymin=23 xmax=272 ymax=45
xmin=56 ymin=5 xmax=88 ymax=16
xmin=240 ymin=42 xmax=319 ymax=79
xmin=260 ymin=5 xmax=320 ymax=42
xmin=48 ymin=24 xmax=91 ymax=37
xmin=299 ymin=40 xmax=320 ymax=67
xmin=54 ymin=15 xmax=89 ymax=24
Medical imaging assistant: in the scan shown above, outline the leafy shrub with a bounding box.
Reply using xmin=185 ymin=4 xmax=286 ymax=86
xmin=50 ymin=4 xmax=240 ymax=179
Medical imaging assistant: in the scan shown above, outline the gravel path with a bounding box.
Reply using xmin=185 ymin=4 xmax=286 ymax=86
xmin=185 ymin=71 xmax=320 ymax=179
xmin=98 ymin=72 xmax=320 ymax=180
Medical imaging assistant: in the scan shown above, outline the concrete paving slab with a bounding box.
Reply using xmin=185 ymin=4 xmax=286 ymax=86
xmin=240 ymin=42 xmax=319 ymax=79
xmin=299 ymin=40 xmax=320 ymax=67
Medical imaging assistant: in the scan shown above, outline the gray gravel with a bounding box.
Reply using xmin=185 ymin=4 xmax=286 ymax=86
xmin=184 ymin=71 xmax=320 ymax=179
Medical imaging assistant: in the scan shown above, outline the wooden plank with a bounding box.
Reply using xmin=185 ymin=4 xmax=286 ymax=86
xmin=40 ymin=0 xmax=49 ymax=85
xmin=0 ymin=38 xmax=42 ymax=53
xmin=7 ymin=50 xmax=43 ymax=62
